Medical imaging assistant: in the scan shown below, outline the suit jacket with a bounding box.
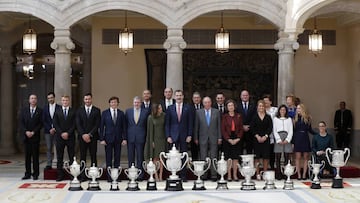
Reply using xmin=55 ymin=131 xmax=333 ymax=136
xmin=160 ymin=98 xmax=176 ymax=112
xmin=20 ymin=106 xmax=43 ymax=142
xmin=237 ymin=101 xmax=256 ymax=125
xmin=213 ymin=103 xmax=226 ymax=114
xmin=42 ymin=103 xmax=61 ymax=134
xmin=194 ymin=108 xmax=222 ymax=145
xmin=125 ymin=108 xmax=148 ymax=144
xmin=76 ymin=106 xmax=101 ymax=140
xmin=334 ymin=109 xmax=353 ymax=130
xmin=53 ymin=107 xmax=76 ymax=139
xmin=221 ymin=113 xmax=244 ymax=140
xmin=165 ymin=103 xmax=194 ymax=143
xmin=99 ymin=108 xmax=126 ymax=144
xmin=141 ymin=101 xmax=152 ymax=109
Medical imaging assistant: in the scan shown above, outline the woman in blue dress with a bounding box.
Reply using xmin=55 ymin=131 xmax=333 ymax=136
xmin=293 ymin=103 xmax=316 ymax=180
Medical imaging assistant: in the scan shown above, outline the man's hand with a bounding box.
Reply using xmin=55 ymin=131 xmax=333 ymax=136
xmin=122 ymin=140 xmax=127 ymax=145
xmin=61 ymin=132 xmax=69 ymax=140
xmin=218 ymin=139 xmax=222 ymax=145
xmin=167 ymin=137 xmax=173 ymax=144
xmin=186 ymin=136 xmax=192 ymax=143
xmin=100 ymin=140 xmax=106 ymax=145
xmin=243 ymin=125 xmax=250 ymax=132
xmin=25 ymin=131 xmax=33 ymax=138
xmin=82 ymin=134 xmax=91 ymax=143
xmin=49 ymin=128 xmax=56 ymax=135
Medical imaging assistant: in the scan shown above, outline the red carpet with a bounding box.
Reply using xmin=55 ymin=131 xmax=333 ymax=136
xmin=302 ymin=181 xmax=351 ymax=187
xmin=0 ymin=160 xmax=11 ymax=164
xmin=19 ymin=183 xmax=67 ymax=189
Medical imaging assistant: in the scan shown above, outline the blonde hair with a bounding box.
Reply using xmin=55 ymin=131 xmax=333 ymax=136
xmin=294 ymin=103 xmax=311 ymax=124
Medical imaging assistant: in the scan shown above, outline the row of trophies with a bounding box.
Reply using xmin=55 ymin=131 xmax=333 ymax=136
xmin=64 ymin=145 xmax=350 ymax=191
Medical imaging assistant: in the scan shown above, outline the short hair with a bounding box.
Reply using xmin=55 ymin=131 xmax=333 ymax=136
xmin=62 ymin=95 xmax=70 ymax=99
xmin=175 ymin=90 xmax=183 ymax=95
xmin=225 ymin=99 xmax=237 ymax=109
xmin=133 ymin=96 xmax=141 ymax=102
xmin=84 ymin=93 xmax=92 ymax=97
xmin=192 ymin=91 xmax=201 ymax=97
xmin=262 ymin=94 xmax=272 ymax=101
xmin=319 ymin=121 xmax=327 ymax=126
xmin=108 ymin=96 xmax=119 ymax=103
xmin=47 ymin=92 xmax=55 ymax=97
xmin=216 ymin=92 xmax=224 ymax=96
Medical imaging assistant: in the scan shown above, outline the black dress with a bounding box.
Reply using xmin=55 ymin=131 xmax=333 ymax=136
xmin=223 ymin=131 xmax=242 ymax=160
xmin=251 ymin=114 xmax=273 ymax=159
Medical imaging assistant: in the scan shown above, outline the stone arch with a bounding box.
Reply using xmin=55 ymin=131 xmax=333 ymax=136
xmin=175 ymin=0 xmax=285 ymax=28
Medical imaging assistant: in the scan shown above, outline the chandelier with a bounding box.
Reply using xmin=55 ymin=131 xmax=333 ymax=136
xmin=215 ymin=11 xmax=229 ymax=53
xmin=119 ymin=11 xmax=133 ymax=55
xmin=23 ymin=16 xmax=37 ymax=54
xmin=308 ymin=17 xmax=322 ymax=56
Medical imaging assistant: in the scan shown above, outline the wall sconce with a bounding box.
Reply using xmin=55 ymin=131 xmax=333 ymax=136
xmin=215 ymin=11 xmax=229 ymax=53
xmin=23 ymin=16 xmax=37 ymax=54
xmin=119 ymin=11 xmax=133 ymax=55
xmin=308 ymin=17 xmax=322 ymax=57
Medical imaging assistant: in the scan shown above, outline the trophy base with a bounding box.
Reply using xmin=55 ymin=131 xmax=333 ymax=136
xmin=241 ymin=181 xmax=256 ymax=190
xmin=283 ymin=181 xmax=294 ymax=190
xmin=263 ymin=183 xmax=276 ymax=190
xmin=332 ymin=178 xmax=344 ymax=188
xmin=216 ymin=182 xmax=228 ymax=190
xmin=68 ymin=185 xmax=83 ymax=191
xmin=146 ymin=181 xmax=157 ymax=191
xmin=310 ymin=182 xmax=321 ymax=189
xmin=192 ymin=181 xmax=206 ymax=190
xmin=126 ymin=182 xmax=140 ymax=191
xmin=165 ymin=178 xmax=183 ymax=191
xmin=110 ymin=183 xmax=119 ymax=191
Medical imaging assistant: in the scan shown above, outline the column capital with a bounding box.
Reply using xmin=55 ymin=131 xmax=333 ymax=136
xmin=274 ymin=38 xmax=299 ymax=54
xmin=163 ymin=28 xmax=187 ymax=53
xmin=50 ymin=28 xmax=75 ymax=53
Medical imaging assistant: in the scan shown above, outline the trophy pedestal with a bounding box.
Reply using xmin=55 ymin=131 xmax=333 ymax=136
xmin=332 ymin=178 xmax=344 ymax=188
xmin=283 ymin=181 xmax=294 ymax=190
xmin=241 ymin=181 xmax=256 ymax=190
xmin=146 ymin=180 xmax=157 ymax=191
xmin=165 ymin=178 xmax=183 ymax=191
xmin=69 ymin=181 xmax=83 ymax=191
xmin=87 ymin=182 xmax=101 ymax=191
xmin=192 ymin=180 xmax=206 ymax=190
xmin=110 ymin=182 xmax=119 ymax=191
xmin=216 ymin=181 xmax=228 ymax=190
xmin=263 ymin=182 xmax=276 ymax=190
xmin=310 ymin=182 xmax=321 ymax=189
xmin=126 ymin=181 xmax=140 ymax=191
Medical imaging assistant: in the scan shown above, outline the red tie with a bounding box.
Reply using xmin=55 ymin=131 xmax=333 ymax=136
xmin=177 ymin=104 xmax=181 ymax=122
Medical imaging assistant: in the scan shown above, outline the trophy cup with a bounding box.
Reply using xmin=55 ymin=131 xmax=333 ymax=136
xmin=238 ymin=154 xmax=256 ymax=190
xmin=160 ymin=144 xmax=189 ymax=191
xmin=63 ymin=157 xmax=85 ymax=191
xmin=124 ymin=163 xmax=142 ymax=191
xmin=107 ymin=166 xmax=122 ymax=191
xmin=281 ymin=160 xmax=297 ymax=190
xmin=213 ymin=152 xmax=232 ymax=190
xmin=308 ymin=159 xmax=325 ymax=189
xmin=326 ymin=148 xmax=350 ymax=188
xmin=143 ymin=158 xmax=160 ymax=190
xmin=85 ymin=163 xmax=103 ymax=191
xmin=189 ymin=157 xmax=211 ymax=190
xmin=261 ymin=170 xmax=276 ymax=190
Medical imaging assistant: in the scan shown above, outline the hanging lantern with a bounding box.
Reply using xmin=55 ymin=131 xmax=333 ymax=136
xmin=119 ymin=11 xmax=133 ymax=55
xmin=23 ymin=17 xmax=37 ymax=54
xmin=215 ymin=12 xmax=229 ymax=53
xmin=308 ymin=17 xmax=322 ymax=57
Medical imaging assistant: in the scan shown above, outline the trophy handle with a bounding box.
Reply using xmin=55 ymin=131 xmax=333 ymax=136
xmin=98 ymin=168 xmax=103 ymax=178
xmin=188 ymin=161 xmax=195 ymax=174
xmin=80 ymin=160 xmax=86 ymax=174
xmin=344 ymin=148 xmax=351 ymax=165
xmin=63 ymin=161 xmax=70 ymax=173
xmin=204 ymin=157 xmax=211 ymax=172
xmin=180 ymin=152 xmax=189 ymax=170
xmin=137 ymin=169 xmax=142 ymax=177
xmin=85 ymin=168 xmax=90 ymax=178
xmin=159 ymin=152 xmax=169 ymax=171
xmin=124 ymin=169 xmax=129 ymax=177
xmin=107 ymin=166 xmax=112 ymax=176
xmin=142 ymin=161 xmax=147 ymax=172
xmin=212 ymin=159 xmax=218 ymax=171
xmin=118 ymin=166 xmax=122 ymax=175
xmin=320 ymin=160 xmax=326 ymax=171
xmin=325 ymin=148 xmax=332 ymax=166
xmin=307 ymin=160 xmax=313 ymax=171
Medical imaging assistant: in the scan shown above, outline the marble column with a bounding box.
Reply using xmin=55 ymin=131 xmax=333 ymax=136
xmin=0 ymin=45 xmax=15 ymax=155
xmin=50 ymin=29 xmax=75 ymax=102
xmin=82 ymin=42 xmax=91 ymax=96
xmin=274 ymin=35 xmax=299 ymax=105
xmin=163 ymin=28 xmax=187 ymax=91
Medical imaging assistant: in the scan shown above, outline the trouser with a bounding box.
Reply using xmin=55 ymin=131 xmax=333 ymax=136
xmin=44 ymin=133 xmax=55 ymax=167
xmin=56 ymin=137 xmax=75 ymax=178
xmin=24 ymin=140 xmax=40 ymax=177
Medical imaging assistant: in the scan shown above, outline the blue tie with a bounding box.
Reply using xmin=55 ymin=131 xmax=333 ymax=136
xmin=64 ymin=108 xmax=67 ymax=119
xmin=206 ymin=110 xmax=210 ymax=126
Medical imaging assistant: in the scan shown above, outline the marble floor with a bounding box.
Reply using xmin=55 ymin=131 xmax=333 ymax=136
xmin=1 ymin=155 xmax=360 ymax=203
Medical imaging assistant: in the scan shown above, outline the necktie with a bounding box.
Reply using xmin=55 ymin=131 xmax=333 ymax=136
xmin=177 ymin=104 xmax=181 ymax=122
xmin=244 ymin=103 xmax=248 ymax=115
xmin=220 ymin=105 xmax=223 ymax=113
xmin=113 ymin=109 xmax=117 ymax=124
xmin=31 ymin=108 xmax=34 ymax=118
xmin=86 ymin=108 xmax=90 ymax=117
xmin=64 ymin=108 xmax=67 ymax=119
xmin=206 ymin=110 xmax=210 ymax=126
xmin=135 ymin=109 xmax=139 ymax=124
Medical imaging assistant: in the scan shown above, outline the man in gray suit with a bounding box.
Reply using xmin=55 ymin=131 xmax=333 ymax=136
xmin=194 ymin=97 xmax=222 ymax=181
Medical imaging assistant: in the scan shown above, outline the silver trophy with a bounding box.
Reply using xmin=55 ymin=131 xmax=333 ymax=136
xmin=213 ymin=152 xmax=232 ymax=190
xmin=160 ymin=144 xmax=189 ymax=191
xmin=143 ymin=158 xmax=160 ymax=190
xmin=85 ymin=163 xmax=103 ymax=191
xmin=326 ymin=148 xmax=350 ymax=188
xmin=189 ymin=157 xmax=211 ymax=190
xmin=261 ymin=170 xmax=276 ymax=190
xmin=63 ymin=157 xmax=85 ymax=191
xmin=238 ymin=154 xmax=256 ymax=190
xmin=124 ymin=163 xmax=142 ymax=191
xmin=308 ymin=159 xmax=325 ymax=189
xmin=281 ymin=160 xmax=297 ymax=190
xmin=107 ymin=166 xmax=122 ymax=191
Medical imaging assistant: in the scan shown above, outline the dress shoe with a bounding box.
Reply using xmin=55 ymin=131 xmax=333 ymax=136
xmin=21 ymin=175 xmax=31 ymax=180
xmin=44 ymin=166 xmax=52 ymax=170
xmin=33 ymin=176 xmax=38 ymax=180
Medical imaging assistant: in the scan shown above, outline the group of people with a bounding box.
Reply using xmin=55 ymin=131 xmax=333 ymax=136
xmin=20 ymin=88 xmax=352 ymax=183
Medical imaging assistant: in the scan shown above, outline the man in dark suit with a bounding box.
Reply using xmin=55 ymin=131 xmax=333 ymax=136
xmin=334 ymin=101 xmax=353 ymax=148
xmin=190 ymin=91 xmax=203 ymax=161
xmin=53 ymin=95 xmax=76 ymax=181
xmin=76 ymin=93 xmax=101 ymax=181
xmin=141 ymin=89 xmax=152 ymax=110
xmin=125 ymin=96 xmax=149 ymax=180
xmin=20 ymin=94 xmax=43 ymax=180
xmin=237 ymin=90 xmax=256 ymax=154
xmin=194 ymin=97 xmax=222 ymax=181
xmin=213 ymin=92 xmax=226 ymax=114
xmin=43 ymin=92 xmax=61 ymax=170
xmin=100 ymin=96 xmax=126 ymax=182
xmin=165 ymin=90 xmax=193 ymax=180
xmin=160 ymin=87 xmax=175 ymax=112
